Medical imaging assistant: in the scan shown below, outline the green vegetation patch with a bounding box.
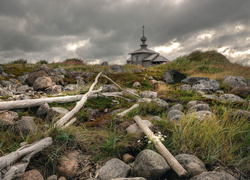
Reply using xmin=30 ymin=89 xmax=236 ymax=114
xmin=86 ymin=96 xmax=113 ymax=110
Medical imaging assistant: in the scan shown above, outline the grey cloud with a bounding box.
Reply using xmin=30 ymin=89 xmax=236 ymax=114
xmin=0 ymin=0 xmax=249 ymax=65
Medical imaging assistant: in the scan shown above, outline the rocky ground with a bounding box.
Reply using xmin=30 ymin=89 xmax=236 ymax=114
xmin=0 ymin=62 xmax=249 ymax=180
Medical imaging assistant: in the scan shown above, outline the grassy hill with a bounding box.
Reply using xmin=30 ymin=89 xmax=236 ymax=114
xmin=0 ymin=51 xmax=249 ymax=179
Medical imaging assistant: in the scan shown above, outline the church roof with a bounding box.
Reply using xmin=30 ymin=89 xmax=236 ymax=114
xmin=152 ymin=55 xmax=169 ymax=62
xmin=128 ymin=47 xmax=158 ymax=55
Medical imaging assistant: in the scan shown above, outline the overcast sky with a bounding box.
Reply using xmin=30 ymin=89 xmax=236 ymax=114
xmin=0 ymin=0 xmax=250 ymax=66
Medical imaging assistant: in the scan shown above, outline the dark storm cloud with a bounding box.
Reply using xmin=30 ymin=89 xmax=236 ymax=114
xmin=0 ymin=0 xmax=249 ymax=65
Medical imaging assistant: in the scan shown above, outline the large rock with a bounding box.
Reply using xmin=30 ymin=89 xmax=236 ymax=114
xmin=33 ymin=76 xmax=53 ymax=91
xmin=223 ymin=76 xmax=247 ymax=88
xmin=139 ymin=91 xmax=157 ymax=98
xmin=57 ymin=151 xmax=79 ymax=179
xmin=219 ymin=94 xmax=245 ymax=103
xmin=167 ymin=110 xmax=184 ymax=120
xmin=230 ymin=86 xmax=250 ymax=97
xmin=192 ymin=79 xmax=220 ymax=93
xmin=14 ymin=116 xmax=38 ymax=136
xmin=189 ymin=171 xmax=237 ymax=180
xmin=97 ymin=158 xmax=131 ymax=180
xmin=175 ymin=154 xmax=207 ymax=177
xmin=0 ymin=111 xmax=19 ymax=126
xmin=163 ymin=69 xmax=187 ymax=84
xmin=181 ymin=77 xmax=210 ymax=85
xmin=45 ymin=107 xmax=69 ymax=122
xmin=27 ymin=67 xmax=64 ymax=85
xmin=37 ymin=103 xmax=50 ymax=119
xmin=230 ymin=110 xmax=250 ymax=121
xmin=134 ymin=149 xmax=170 ymax=180
xmin=152 ymin=98 xmax=169 ymax=110
xmin=187 ymin=111 xmax=214 ymax=121
xmin=187 ymin=104 xmax=211 ymax=114
xmin=18 ymin=169 xmax=44 ymax=180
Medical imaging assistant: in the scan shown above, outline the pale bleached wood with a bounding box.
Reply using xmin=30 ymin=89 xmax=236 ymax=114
xmin=0 ymin=137 xmax=53 ymax=180
xmin=61 ymin=117 xmax=77 ymax=129
xmin=133 ymin=115 xmax=188 ymax=178
xmin=101 ymin=74 xmax=140 ymax=98
xmin=54 ymin=72 xmax=102 ymax=128
xmin=117 ymin=103 xmax=139 ymax=117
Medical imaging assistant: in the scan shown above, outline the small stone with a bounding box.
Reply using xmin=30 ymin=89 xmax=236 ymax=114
xmin=103 ymin=85 xmax=119 ymax=92
xmin=219 ymin=94 xmax=245 ymax=103
xmin=133 ymin=82 xmax=141 ymax=88
xmin=18 ymin=170 xmax=44 ymax=180
xmin=46 ymin=175 xmax=58 ymax=180
xmin=167 ymin=103 xmax=184 ymax=112
xmin=139 ymin=91 xmax=157 ymax=98
xmin=149 ymin=116 xmax=162 ymax=121
xmin=37 ymin=103 xmax=50 ymax=119
xmin=178 ymin=84 xmax=192 ymax=91
xmin=58 ymin=177 xmax=67 ymax=180
xmin=122 ymin=153 xmax=134 ymax=164
xmin=101 ymin=61 xmax=108 ymax=66
xmin=57 ymin=151 xmax=79 ymax=179
xmin=187 ymin=101 xmax=206 ymax=110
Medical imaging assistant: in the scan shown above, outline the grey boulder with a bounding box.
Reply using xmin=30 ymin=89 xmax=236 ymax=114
xmin=219 ymin=94 xmax=245 ymax=103
xmin=14 ymin=116 xmax=38 ymax=136
xmin=33 ymin=76 xmax=53 ymax=91
xmin=223 ymin=76 xmax=247 ymax=88
xmin=139 ymin=91 xmax=157 ymax=98
xmin=181 ymin=77 xmax=210 ymax=85
xmin=133 ymin=149 xmax=170 ymax=180
xmin=190 ymin=171 xmax=237 ymax=180
xmin=97 ymin=158 xmax=131 ymax=180
xmin=163 ymin=69 xmax=187 ymax=84
xmin=192 ymin=79 xmax=220 ymax=93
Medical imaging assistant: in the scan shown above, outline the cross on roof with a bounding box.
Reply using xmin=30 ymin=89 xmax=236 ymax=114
xmin=142 ymin=25 xmax=145 ymax=36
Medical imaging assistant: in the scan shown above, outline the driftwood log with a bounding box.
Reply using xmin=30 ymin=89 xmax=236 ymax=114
xmin=133 ymin=116 xmax=188 ymax=178
xmin=0 ymin=137 xmax=53 ymax=180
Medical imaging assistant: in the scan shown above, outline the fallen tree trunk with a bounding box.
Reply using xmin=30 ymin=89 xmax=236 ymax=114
xmin=54 ymin=72 xmax=103 ymax=128
xmin=133 ymin=115 xmax=188 ymax=178
xmin=0 ymin=137 xmax=53 ymax=180
xmin=117 ymin=103 xmax=139 ymax=117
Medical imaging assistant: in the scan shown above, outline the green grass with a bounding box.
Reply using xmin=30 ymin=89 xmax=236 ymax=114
xmin=168 ymin=111 xmax=249 ymax=172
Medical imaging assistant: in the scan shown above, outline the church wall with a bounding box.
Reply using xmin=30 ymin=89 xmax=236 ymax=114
xmin=142 ymin=61 xmax=152 ymax=67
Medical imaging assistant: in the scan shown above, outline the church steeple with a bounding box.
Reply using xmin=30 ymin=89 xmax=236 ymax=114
xmin=140 ymin=25 xmax=148 ymax=49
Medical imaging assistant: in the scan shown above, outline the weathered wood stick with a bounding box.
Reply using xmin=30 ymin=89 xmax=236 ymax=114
xmin=0 ymin=137 xmax=53 ymax=170
xmin=117 ymin=103 xmax=139 ymax=117
xmin=55 ymin=72 xmax=102 ymax=128
xmin=133 ymin=115 xmax=188 ymax=178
